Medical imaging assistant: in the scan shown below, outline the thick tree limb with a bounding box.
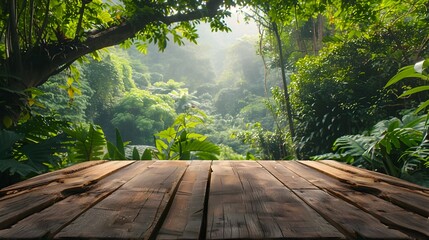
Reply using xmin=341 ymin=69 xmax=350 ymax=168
xmin=31 ymin=0 xmax=227 ymax=87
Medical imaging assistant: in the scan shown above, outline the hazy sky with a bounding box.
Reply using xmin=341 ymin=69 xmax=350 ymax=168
xmin=145 ymin=9 xmax=260 ymax=79
xmin=195 ymin=9 xmax=259 ymax=51
xmin=184 ymin=9 xmax=260 ymax=73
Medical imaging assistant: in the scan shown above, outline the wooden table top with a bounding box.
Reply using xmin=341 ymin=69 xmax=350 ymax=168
xmin=0 ymin=160 xmax=428 ymax=239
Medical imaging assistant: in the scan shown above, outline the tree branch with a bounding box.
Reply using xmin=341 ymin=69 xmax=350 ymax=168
xmin=33 ymin=0 xmax=227 ymax=86
xmin=35 ymin=0 xmax=50 ymax=46
xmin=75 ymin=0 xmax=89 ymax=40
xmin=29 ymin=0 xmax=34 ymax=48
xmin=7 ymin=0 xmax=23 ymax=76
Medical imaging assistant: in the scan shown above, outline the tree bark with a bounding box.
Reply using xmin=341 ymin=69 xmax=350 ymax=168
xmin=317 ymin=14 xmax=324 ymax=52
xmin=272 ymin=21 xmax=298 ymax=158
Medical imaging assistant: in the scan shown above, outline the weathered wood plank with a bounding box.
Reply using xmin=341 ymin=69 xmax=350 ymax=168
xmin=295 ymin=189 xmax=410 ymax=240
xmin=207 ymin=161 xmax=344 ymax=239
xmin=55 ymin=161 xmax=189 ymax=240
xmin=207 ymin=161 xmax=281 ymax=239
xmin=282 ymin=161 xmax=425 ymax=239
xmin=0 ymin=160 xmax=427 ymax=240
xmin=0 ymin=161 xmax=155 ymax=239
xmin=0 ymin=191 xmax=59 ymax=232
xmin=0 ymin=161 xmax=133 ymax=230
xmin=320 ymin=160 xmax=429 ymax=193
xmin=258 ymin=161 xmax=318 ymax=190
xmin=301 ymin=160 xmax=429 ymax=217
xmin=0 ymin=160 xmax=107 ymax=198
xmin=156 ymin=161 xmax=211 ymax=239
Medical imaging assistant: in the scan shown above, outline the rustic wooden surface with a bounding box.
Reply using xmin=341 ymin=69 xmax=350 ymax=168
xmin=0 ymin=160 xmax=428 ymax=239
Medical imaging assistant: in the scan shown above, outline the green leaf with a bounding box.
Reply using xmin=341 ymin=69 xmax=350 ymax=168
xmin=402 ymin=114 xmax=426 ymax=128
xmin=187 ymin=133 xmax=207 ymax=141
xmin=180 ymin=130 xmax=187 ymax=142
xmin=399 ymin=86 xmax=429 ymax=97
xmin=135 ymin=41 xmax=148 ymax=54
xmin=0 ymin=159 xmax=35 ymax=176
xmin=246 ymin=152 xmax=256 ymax=160
xmin=155 ymin=139 xmax=168 ymax=152
xmin=180 ymin=151 xmax=191 ymax=160
xmin=91 ymin=50 xmax=102 ymax=61
xmin=132 ymin=147 xmax=140 ymax=160
xmin=386 ymin=118 xmax=401 ymax=132
xmin=415 ymin=100 xmax=429 ymax=113
xmin=65 ymin=124 xmax=106 ymax=161
xmin=385 ymin=66 xmax=425 ymax=88
xmin=98 ymin=10 xmax=113 ymax=23
xmin=115 ymin=128 xmax=125 ymax=157
xmin=141 ymin=148 xmax=152 ymax=160
xmin=0 ymin=130 xmax=24 ymax=154
xmin=156 ymin=127 xmax=176 ymax=142
xmin=120 ymin=39 xmax=133 ymax=49
xmin=106 ymin=141 xmax=117 ymax=159
xmin=171 ymin=139 xmax=220 ymax=157
xmin=21 ymin=134 xmax=68 ymax=172
xmin=333 ymin=135 xmax=369 ymax=156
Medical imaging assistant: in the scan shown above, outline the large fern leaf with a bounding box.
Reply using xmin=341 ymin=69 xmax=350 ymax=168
xmin=171 ymin=139 xmax=220 ymax=160
xmin=20 ymin=134 xmax=68 ymax=173
xmin=333 ymin=135 xmax=373 ymax=157
xmin=65 ymin=124 xmax=106 ymax=162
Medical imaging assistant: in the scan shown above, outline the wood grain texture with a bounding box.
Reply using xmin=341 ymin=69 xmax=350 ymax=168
xmin=320 ymin=160 xmax=429 ymax=193
xmin=157 ymin=161 xmax=211 ymax=239
xmin=0 ymin=160 xmax=107 ymax=199
xmin=55 ymin=161 xmax=189 ymax=239
xmin=206 ymin=161 xmax=344 ymax=239
xmin=265 ymin=161 xmax=411 ymax=239
xmin=0 ymin=161 xmax=133 ymax=230
xmin=283 ymin=161 xmax=427 ymax=239
xmin=0 ymin=160 xmax=428 ymax=240
xmin=301 ymin=160 xmax=429 ymax=217
xmin=258 ymin=161 xmax=318 ymax=190
xmin=0 ymin=161 xmax=155 ymax=239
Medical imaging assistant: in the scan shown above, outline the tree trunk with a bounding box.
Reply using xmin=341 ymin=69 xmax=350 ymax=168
xmin=317 ymin=14 xmax=324 ymax=52
xmin=312 ymin=17 xmax=318 ymax=55
xmin=272 ymin=22 xmax=298 ymax=158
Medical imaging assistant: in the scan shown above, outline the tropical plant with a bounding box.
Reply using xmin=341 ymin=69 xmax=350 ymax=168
xmin=0 ymin=116 xmax=70 ymax=181
xmin=314 ymin=112 xmax=429 ymax=185
xmin=152 ymin=108 xmax=220 ymax=160
xmin=105 ymin=128 xmax=128 ymax=160
xmin=386 ymin=59 xmax=429 ymax=113
xmin=290 ymin=23 xmax=429 ymax=158
xmin=64 ymin=123 xmax=107 ymax=163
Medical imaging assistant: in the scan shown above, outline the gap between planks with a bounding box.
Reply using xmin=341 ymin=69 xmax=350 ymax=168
xmin=260 ymin=160 xmax=428 ymax=239
xmin=154 ymin=161 xmax=212 ymax=240
xmin=0 ymin=161 xmax=136 ymax=231
xmin=0 ymin=161 xmax=156 ymax=238
xmin=257 ymin=161 xmax=409 ymax=239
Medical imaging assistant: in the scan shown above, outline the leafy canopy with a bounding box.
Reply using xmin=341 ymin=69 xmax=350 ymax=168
xmin=0 ymin=0 xmax=232 ymax=127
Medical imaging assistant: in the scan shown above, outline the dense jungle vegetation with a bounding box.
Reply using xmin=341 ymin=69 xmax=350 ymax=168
xmin=1 ymin=0 xmax=429 ymax=187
